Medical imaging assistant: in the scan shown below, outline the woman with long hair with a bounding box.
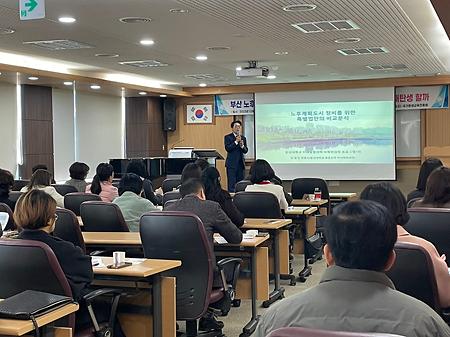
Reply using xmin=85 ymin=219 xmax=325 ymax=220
xmin=20 ymin=169 xmax=64 ymax=207
xmin=412 ymin=166 xmax=450 ymax=208
xmin=85 ymin=163 xmax=118 ymax=202
xmin=201 ymin=167 xmax=244 ymax=227
xmin=407 ymin=158 xmax=443 ymax=203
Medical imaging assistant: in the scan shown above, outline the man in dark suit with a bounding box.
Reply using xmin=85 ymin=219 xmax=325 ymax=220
xmin=165 ymin=178 xmax=242 ymax=331
xmin=224 ymin=120 xmax=248 ymax=192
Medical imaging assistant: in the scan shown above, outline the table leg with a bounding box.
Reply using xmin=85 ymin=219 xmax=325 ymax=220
xmin=240 ymin=248 xmax=260 ymax=337
xmin=298 ymin=220 xmax=311 ymax=282
xmin=262 ymin=230 xmax=285 ymax=308
xmin=152 ymin=275 xmax=162 ymax=337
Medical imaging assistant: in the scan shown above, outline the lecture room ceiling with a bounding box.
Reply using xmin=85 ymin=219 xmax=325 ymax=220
xmin=0 ymin=0 xmax=449 ymax=91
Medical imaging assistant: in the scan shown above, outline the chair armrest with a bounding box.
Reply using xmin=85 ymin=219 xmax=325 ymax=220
xmin=217 ymin=257 xmax=242 ymax=269
xmin=217 ymin=258 xmax=242 ymax=289
xmin=82 ymin=288 xmax=123 ymax=303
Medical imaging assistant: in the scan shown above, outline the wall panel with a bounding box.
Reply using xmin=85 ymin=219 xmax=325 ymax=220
xmin=0 ymin=82 xmax=17 ymax=173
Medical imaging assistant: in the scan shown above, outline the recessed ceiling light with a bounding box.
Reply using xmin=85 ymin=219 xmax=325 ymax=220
xmin=140 ymin=39 xmax=155 ymax=46
xmin=306 ymin=63 xmax=318 ymax=66
xmin=95 ymin=53 xmax=119 ymax=58
xmin=28 ymin=76 xmax=39 ymax=81
xmin=58 ymin=17 xmax=76 ymax=23
xmin=195 ymin=55 xmax=208 ymax=61
xmin=63 ymin=81 xmax=73 ymax=86
xmin=90 ymin=84 xmax=101 ymax=90
xmin=0 ymin=27 xmax=15 ymax=35
xmin=283 ymin=4 xmax=317 ymax=12
xmin=138 ymin=91 xmax=147 ymax=95
xmin=274 ymin=51 xmax=289 ymax=55
xmin=199 ymin=83 xmax=207 ymax=87
xmin=119 ymin=17 xmax=152 ymax=24
xmin=334 ymin=37 xmax=361 ymax=44
xmin=169 ymin=8 xmax=189 ymax=14
xmin=160 ymin=94 xmax=167 ymax=98
xmin=235 ymin=66 xmax=242 ymax=71
xmin=267 ymin=75 xmax=277 ymax=79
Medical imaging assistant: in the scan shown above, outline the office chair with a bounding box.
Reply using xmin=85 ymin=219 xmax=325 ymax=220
xmin=162 ymin=190 xmax=181 ymax=206
xmin=0 ymin=202 xmax=16 ymax=231
xmin=406 ymin=208 xmax=450 ymax=267
xmin=80 ymin=201 xmax=129 ymax=232
xmin=64 ymin=193 xmax=102 ymax=216
xmin=234 ymin=180 xmax=252 ymax=192
xmin=54 ymin=208 xmax=86 ymax=254
xmin=12 ymin=180 xmax=29 ymax=191
xmin=53 ymin=184 xmax=78 ymax=196
xmin=140 ymin=212 xmax=242 ymax=336
xmin=406 ymin=197 xmax=421 ymax=208
xmin=386 ymin=242 xmax=449 ymax=322
xmin=0 ymin=239 xmax=122 ymax=337
xmin=163 ymin=199 xmax=178 ymax=209
xmin=233 ymin=191 xmax=283 ymax=218
xmin=8 ymin=191 xmax=23 ymax=204
xmin=267 ymin=327 xmax=405 ymax=337
xmin=162 ymin=178 xmax=181 ymax=193
xmin=291 ymin=178 xmax=330 ymax=213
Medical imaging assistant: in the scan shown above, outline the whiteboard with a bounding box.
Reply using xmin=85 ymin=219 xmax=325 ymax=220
xmin=395 ymin=109 xmax=420 ymax=157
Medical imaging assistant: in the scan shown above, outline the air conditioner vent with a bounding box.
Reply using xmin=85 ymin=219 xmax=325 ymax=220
xmin=23 ymin=39 xmax=94 ymax=50
xmin=338 ymin=47 xmax=389 ymax=55
xmin=118 ymin=60 xmax=169 ymax=68
xmin=292 ymin=20 xmax=359 ymax=33
xmin=366 ymin=64 xmax=408 ymax=71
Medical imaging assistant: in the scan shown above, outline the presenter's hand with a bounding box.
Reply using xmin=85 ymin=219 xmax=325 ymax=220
xmin=236 ymin=135 xmax=242 ymax=142
xmin=239 ymin=140 xmax=244 ymax=148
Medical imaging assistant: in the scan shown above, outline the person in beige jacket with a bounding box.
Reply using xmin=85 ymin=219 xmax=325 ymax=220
xmin=21 ymin=169 xmax=64 ymax=208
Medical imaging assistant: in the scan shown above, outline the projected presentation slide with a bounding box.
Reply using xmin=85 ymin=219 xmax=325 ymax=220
xmin=255 ymin=88 xmax=396 ymax=180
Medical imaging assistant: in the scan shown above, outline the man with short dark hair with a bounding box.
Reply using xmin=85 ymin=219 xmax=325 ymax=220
xmin=165 ymin=178 xmax=243 ymax=331
xmin=113 ymin=173 xmax=157 ymax=231
xmin=224 ymin=120 xmax=248 ymax=192
xmin=255 ymin=200 xmax=450 ymax=337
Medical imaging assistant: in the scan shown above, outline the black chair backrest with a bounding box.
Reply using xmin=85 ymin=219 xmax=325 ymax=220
xmin=52 ymin=184 xmax=78 ymax=196
xmin=12 ymin=180 xmax=29 ymax=191
xmin=163 ymin=199 xmax=178 ymax=210
xmin=162 ymin=178 xmax=181 ymax=193
xmin=140 ymin=211 xmax=213 ymax=320
xmin=386 ymin=242 xmax=440 ymax=312
xmin=233 ymin=191 xmax=283 ymax=218
xmin=406 ymin=208 xmax=450 ymax=267
xmin=64 ymin=192 xmax=102 ymax=216
xmin=80 ymin=201 xmax=129 ymax=232
xmin=291 ymin=178 xmax=330 ymax=200
xmin=162 ymin=190 xmax=181 ymax=206
xmin=0 ymin=203 xmax=16 ymax=231
xmin=0 ymin=240 xmax=75 ymax=328
xmin=235 ymin=180 xmax=252 ymax=192
xmin=8 ymin=191 xmax=23 ymax=204
xmin=268 ymin=327 xmax=405 ymax=337
xmin=406 ymin=197 xmax=421 ymax=208
xmin=54 ymin=208 xmax=86 ymax=254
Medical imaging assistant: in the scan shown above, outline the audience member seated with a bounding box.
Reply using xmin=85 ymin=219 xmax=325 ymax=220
xmin=32 ymin=164 xmax=56 ymax=184
xmin=360 ymin=182 xmax=450 ymax=308
xmin=255 ymin=200 xmax=450 ymax=337
xmin=85 ymin=163 xmax=118 ymax=202
xmin=165 ymin=178 xmax=242 ymax=330
xmin=202 ymin=167 xmax=244 ymax=227
xmin=64 ymin=162 xmax=90 ymax=192
xmin=126 ymin=159 xmax=162 ymax=206
xmin=113 ymin=173 xmax=157 ymax=232
xmin=407 ymin=158 xmax=443 ymax=203
xmin=195 ymin=158 xmax=210 ymax=171
xmin=181 ymin=163 xmax=202 ymax=184
xmin=245 ymin=159 xmax=289 ymax=210
xmin=411 ymin=166 xmax=450 ymax=208
xmin=21 ymin=170 xmax=64 ymax=207
xmin=0 ymin=168 xmax=16 ymax=210
xmin=15 ymin=189 xmax=93 ymax=300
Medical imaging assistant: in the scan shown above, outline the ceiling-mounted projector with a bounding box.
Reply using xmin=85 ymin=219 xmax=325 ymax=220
xmin=236 ymin=61 xmax=269 ymax=78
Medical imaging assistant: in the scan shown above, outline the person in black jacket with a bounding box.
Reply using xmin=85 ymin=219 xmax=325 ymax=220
xmin=126 ymin=159 xmax=163 ymax=206
xmin=14 ymin=189 xmax=93 ymax=300
xmin=201 ymin=167 xmax=244 ymax=227
xmin=407 ymin=158 xmax=443 ymax=203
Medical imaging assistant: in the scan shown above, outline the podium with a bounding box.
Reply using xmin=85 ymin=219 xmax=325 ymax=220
xmin=110 ymin=148 xmax=224 ymax=179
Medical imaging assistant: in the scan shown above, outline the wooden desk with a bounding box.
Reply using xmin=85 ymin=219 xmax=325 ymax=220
xmin=92 ymin=256 xmax=180 ymax=337
xmin=284 ymin=206 xmax=318 ymax=216
xmin=0 ymin=303 xmax=78 ymax=336
xmin=241 ymin=218 xmax=292 ymax=307
xmin=214 ymin=234 xmax=269 ymax=337
xmin=291 ymin=199 xmax=328 ymax=216
xmin=329 ymin=192 xmax=357 ymax=201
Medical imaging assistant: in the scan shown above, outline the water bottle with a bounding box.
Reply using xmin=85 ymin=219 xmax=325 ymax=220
xmin=314 ymin=187 xmax=322 ymax=201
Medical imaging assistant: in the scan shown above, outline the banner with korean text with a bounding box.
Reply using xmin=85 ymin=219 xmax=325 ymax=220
xmin=214 ymin=94 xmax=254 ymax=115
xmin=395 ymin=85 xmax=448 ymax=110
